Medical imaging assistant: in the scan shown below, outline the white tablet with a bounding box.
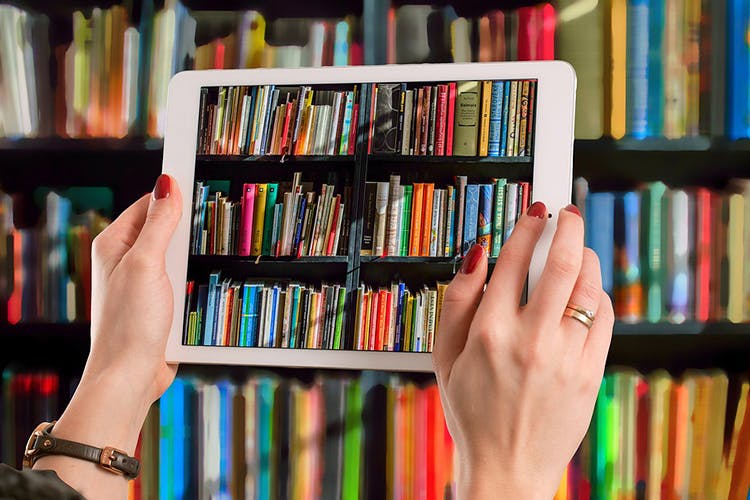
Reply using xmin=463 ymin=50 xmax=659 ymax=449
xmin=162 ymin=61 xmax=576 ymax=372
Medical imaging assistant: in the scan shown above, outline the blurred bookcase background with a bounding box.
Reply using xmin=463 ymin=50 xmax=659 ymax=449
xmin=1 ymin=0 xmax=750 ymax=498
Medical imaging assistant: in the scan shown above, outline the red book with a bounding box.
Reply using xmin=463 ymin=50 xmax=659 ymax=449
xmin=359 ymin=292 xmax=369 ymax=350
xmin=213 ymin=40 xmax=225 ymax=69
xmin=325 ymin=195 xmax=342 ymax=255
xmin=279 ymin=102 xmax=293 ymax=154
xmin=349 ymin=41 xmax=363 ymax=66
xmin=348 ymin=103 xmax=359 ymax=155
xmin=7 ymin=230 xmax=22 ymax=324
xmin=415 ymin=388 xmax=428 ymax=498
xmin=368 ymin=84 xmax=377 ymax=153
xmin=239 ymin=184 xmax=256 ymax=256
xmin=368 ymin=291 xmax=379 ymax=350
xmin=222 ymin=287 xmax=234 ymax=346
xmin=434 ymin=84 xmax=449 ymax=155
xmin=520 ymin=181 xmax=531 ymax=212
xmin=414 ymin=88 xmax=424 ymax=155
xmin=387 ymin=7 xmax=397 ymax=64
xmin=445 ymin=82 xmax=457 ymax=155
xmin=635 ymin=378 xmax=650 ymax=496
xmin=517 ymin=6 xmax=536 ymax=61
xmin=694 ymin=188 xmax=712 ymax=321
xmin=539 ymin=3 xmax=556 ymax=60
xmin=426 ymin=386 xmax=437 ymax=500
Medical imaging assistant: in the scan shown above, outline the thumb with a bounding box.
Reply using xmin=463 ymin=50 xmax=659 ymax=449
xmin=432 ymin=244 xmax=487 ymax=381
xmin=132 ymin=174 xmax=183 ymax=261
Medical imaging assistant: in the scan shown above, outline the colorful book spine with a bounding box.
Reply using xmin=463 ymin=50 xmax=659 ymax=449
xmin=477 ymin=184 xmax=493 ymax=252
xmin=463 ymin=184 xmax=480 ymax=253
xmin=491 ymin=178 xmax=507 ymax=257
xmin=488 ymin=81 xmax=505 ymax=156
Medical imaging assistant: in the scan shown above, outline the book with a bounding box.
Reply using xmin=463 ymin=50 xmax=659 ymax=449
xmin=452 ymin=81 xmax=480 ymax=156
xmin=477 ymin=80 xmax=492 ymax=156
xmin=491 ymin=178 xmax=507 ymax=257
xmin=477 ymin=184 xmax=493 ymax=252
xmin=463 ymin=184 xmax=480 ymax=253
xmin=374 ymin=181 xmax=389 ymax=255
xmin=586 ymin=192 xmax=616 ymax=296
xmin=488 ymin=81 xmax=505 ymax=155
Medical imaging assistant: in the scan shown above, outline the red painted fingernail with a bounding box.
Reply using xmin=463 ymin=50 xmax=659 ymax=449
xmin=153 ymin=174 xmax=171 ymax=200
xmin=527 ymin=201 xmax=547 ymax=219
xmin=460 ymin=244 xmax=485 ymax=275
xmin=564 ymin=204 xmax=581 ymax=217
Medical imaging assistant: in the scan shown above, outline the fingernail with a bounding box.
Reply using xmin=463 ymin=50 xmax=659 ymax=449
xmin=527 ymin=201 xmax=547 ymax=219
xmin=564 ymin=204 xmax=581 ymax=217
xmin=460 ymin=244 xmax=485 ymax=275
xmin=153 ymin=174 xmax=171 ymax=200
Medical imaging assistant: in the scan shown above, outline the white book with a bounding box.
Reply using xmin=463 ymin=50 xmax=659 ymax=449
xmin=388 ymin=283 xmax=399 ymax=351
xmin=666 ymin=190 xmax=691 ymax=323
xmin=401 ymin=90 xmax=414 ymax=155
xmin=122 ymin=27 xmax=140 ymax=135
xmin=270 ymin=45 xmax=303 ymax=68
xmin=237 ymin=94 xmax=251 ymax=154
xmin=254 ymin=85 xmax=271 ymax=154
xmin=354 ymin=285 xmax=365 ymax=349
xmin=393 ymin=186 xmax=404 ymax=255
xmin=385 ymin=175 xmax=401 ymax=255
xmin=332 ymin=203 xmax=344 ymax=256
xmin=314 ymin=105 xmax=331 ymax=154
xmin=374 ymin=182 xmax=390 ymax=255
xmin=429 ymin=189 xmax=441 ymax=256
xmin=426 ymin=289 xmax=437 ymax=351
xmin=450 ymin=17 xmax=472 ymax=63
xmin=201 ymin=383 xmax=221 ymax=499
xmin=327 ymin=92 xmax=343 ymax=154
xmin=436 ymin=189 xmax=447 ymax=257
xmin=306 ymin=21 xmax=326 ymax=67
xmin=264 ymin=287 xmax=274 ymax=347
xmin=503 ymin=183 xmax=519 ymax=242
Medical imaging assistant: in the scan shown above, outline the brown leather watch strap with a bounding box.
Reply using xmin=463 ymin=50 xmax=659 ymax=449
xmin=24 ymin=422 xmax=140 ymax=480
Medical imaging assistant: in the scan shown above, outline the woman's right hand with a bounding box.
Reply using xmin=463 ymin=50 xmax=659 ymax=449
xmin=433 ymin=202 xmax=614 ymax=499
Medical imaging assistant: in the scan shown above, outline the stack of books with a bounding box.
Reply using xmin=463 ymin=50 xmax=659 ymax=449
xmin=576 ymin=178 xmax=750 ymax=324
xmin=367 ymin=80 xmax=537 ymax=157
xmin=362 ymin=175 xmax=530 ymax=257
xmin=197 ymin=85 xmax=360 ymax=156
xmin=190 ymin=175 xmax=351 ymax=258
xmin=183 ymin=274 xmax=347 ymax=349
xmin=352 ymin=281 xmax=448 ymax=353
xmin=2 ymin=190 xmax=110 ymax=324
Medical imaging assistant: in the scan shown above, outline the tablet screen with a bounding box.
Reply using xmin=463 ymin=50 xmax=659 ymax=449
xmin=182 ymin=79 xmax=536 ymax=352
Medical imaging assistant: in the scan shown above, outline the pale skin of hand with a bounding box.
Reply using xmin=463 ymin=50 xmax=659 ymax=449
xmin=33 ymin=174 xmax=182 ymax=499
xmin=433 ymin=203 xmax=614 ymax=499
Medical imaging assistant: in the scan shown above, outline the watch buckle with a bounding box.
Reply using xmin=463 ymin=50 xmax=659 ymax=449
xmin=99 ymin=446 xmax=126 ymax=475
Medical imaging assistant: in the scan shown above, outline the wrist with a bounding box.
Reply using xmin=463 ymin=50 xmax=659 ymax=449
xmin=457 ymin=451 xmax=551 ymax=500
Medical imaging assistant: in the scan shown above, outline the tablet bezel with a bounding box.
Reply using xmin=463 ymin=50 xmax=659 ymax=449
xmin=162 ymin=61 xmax=576 ymax=372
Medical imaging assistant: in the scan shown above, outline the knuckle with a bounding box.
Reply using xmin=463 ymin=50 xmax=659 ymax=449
xmin=513 ymin=340 xmax=544 ymax=369
xmin=91 ymin=232 xmax=109 ymax=260
xmin=475 ymin=325 xmax=500 ymax=353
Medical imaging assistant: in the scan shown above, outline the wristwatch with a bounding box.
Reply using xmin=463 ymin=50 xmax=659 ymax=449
xmin=23 ymin=421 xmax=140 ymax=480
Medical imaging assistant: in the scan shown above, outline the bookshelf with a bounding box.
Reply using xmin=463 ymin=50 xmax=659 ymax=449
xmin=2 ymin=1 xmax=750 ymax=496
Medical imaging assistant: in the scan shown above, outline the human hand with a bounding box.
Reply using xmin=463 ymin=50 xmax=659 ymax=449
xmin=85 ymin=173 xmax=182 ymax=409
xmin=433 ymin=202 xmax=614 ymax=499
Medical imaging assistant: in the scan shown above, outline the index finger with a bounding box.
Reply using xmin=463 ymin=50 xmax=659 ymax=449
xmin=525 ymin=206 xmax=585 ymax=321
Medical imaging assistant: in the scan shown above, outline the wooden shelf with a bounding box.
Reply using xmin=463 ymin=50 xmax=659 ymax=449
xmin=368 ymin=153 xmax=531 ymax=164
xmin=190 ymin=254 xmax=348 ymax=264
xmin=196 ymin=154 xmax=355 ymax=163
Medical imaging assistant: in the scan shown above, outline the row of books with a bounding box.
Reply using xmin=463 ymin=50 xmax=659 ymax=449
xmin=3 ymin=368 xmax=750 ymax=499
xmin=197 ymin=85 xmax=360 ymax=156
xmin=558 ymin=369 xmax=750 ymax=499
xmin=190 ymin=176 xmax=351 ymax=258
xmin=576 ymin=178 xmax=750 ymax=324
xmin=557 ymin=0 xmax=750 ymax=140
xmin=368 ymin=80 xmax=536 ymax=157
xmin=1 ymin=191 xmax=109 ymax=324
xmin=352 ymin=282 xmax=447 ymax=353
xmin=362 ymin=176 xmax=530 ymax=258
xmin=183 ymin=274 xmax=347 ymax=349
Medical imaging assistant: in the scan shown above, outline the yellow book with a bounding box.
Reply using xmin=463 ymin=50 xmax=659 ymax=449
xmin=687 ymin=372 xmax=711 ymax=498
xmin=241 ymin=11 xmax=266 ymax=68
xmin=403 ymin=294 xmax=414 ymax=352
xmin=728 ymin=193 xmax=745 ymax=322
xmin=704 ymin=371 xmax=728 ymax=497
xmin=251 ymin=184 xmax=267 ymax=256
xmin=307 ymin=292 xmax=319 ymax=349
xmin=554 ymin=466 xmax=568 ymax=499
xmin=435 ymin=281 xmax=449 ymax=335
xmin=725 ymin=380 xmax=749 ymax=499
xmin=647 ymin=370 xmax=672 ymax=500
xmin=607 ymin=0 xmax=626 ymax=139
xmin=477 ymin=80 xmax=492 ymax=156
xmin=386 ymin=382 xmax=395 ymax=497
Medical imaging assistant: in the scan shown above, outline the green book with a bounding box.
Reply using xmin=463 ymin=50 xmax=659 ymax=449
xmin=400 ymin=185 xmax=413 ymax=256
xmin=452 ymin=80 xmax=480 ymax=156
xmin=641 ymin=181 xmax=667 ymax=323
xmin=491 ymin=178 xmax=507 ymax=257
xmin=261 ymin=183 xmax=279 ymax=255
xmin=333 ymin=286 xmax=346 ymax=349
xmin=342 ymin=379 xmax=362 ymax=500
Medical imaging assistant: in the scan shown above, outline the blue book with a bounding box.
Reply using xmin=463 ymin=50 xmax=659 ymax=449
xmin=626 ymin=0 xmax=650 ymax=138
xmin=445 ymin=187 xmax=456 ymax=257
xmin=239 ymin=284 xmax=251 ymax=346
xmin=499 ymin=81 xmax=511 ymax=156
xmin=488 ymin=81 xmax=505 ymax=156
xmin=585 ymin=192 xmax=616 ymax=296
xmin=646 ymin=0 xmax=664 ymax=137
xmin=262 ymin=184 xmax=279 ymax=255
xmin=615 ymin=192 xmax=641 ymax=322
xmin=247 ymin=284 xmax=261 ymax=347
xmin=334 ymin=20 xmax=350 ymax=66
xmin=727 ymin=0 xmax=750 ymax=139
xmin=463 ymin=184 xmax=480 ymax=254
xmin=289 ymin=285 xmax=301 ymax=348
xmin=195 ymin=284 xmax=208 ymax=346
xmin=269 ymin=286 xmax=280 ymax=347
xmin=216 ymin=380 xmax=233 ymax=497
xmin=477 ymin=184 xmax=494 ymax=252
xmin=172 ymin=379 xmax=187 ymax=499
xmin=394 ymin=282 xmax=405 ymax=351
xmin=158 ymin=381 xmax=172 ymax=499
xmin=291 ymin=197 xmax=307 ymax=256
xmin=203 ymin=271 xmax=220 ymax=345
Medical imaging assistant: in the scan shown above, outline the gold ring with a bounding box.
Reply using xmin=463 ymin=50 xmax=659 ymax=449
xmin=563 ymin=307 xmax=594 ymax=329
xmin=566 ymin=303 xmax=595 ymax=321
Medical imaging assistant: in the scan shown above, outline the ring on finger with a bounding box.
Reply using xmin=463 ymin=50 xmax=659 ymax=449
xmin=563 ymin=303 xmax=595 ymax=329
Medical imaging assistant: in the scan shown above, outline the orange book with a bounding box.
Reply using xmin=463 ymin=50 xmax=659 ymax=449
xmin=360 ymin=291 xmax=370 ymax=350
xmin=7 ymin=230 xmax=22 ymax=324
xmin=405 ymin=384 xmax=416 ymax=498
xmin=729 ymin=386 xmax=750 ymax=499
xmin=410 ymin=184 xmax=424 ymax=256
xmin=420 ymin=184 xmax=435 ymax=256
xmin=666 ymin=382 xmax=689 ymax=499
